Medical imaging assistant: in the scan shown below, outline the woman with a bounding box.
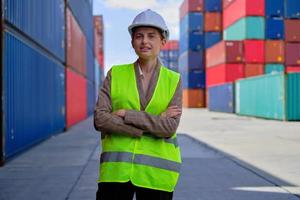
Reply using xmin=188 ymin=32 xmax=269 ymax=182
xmin=94 ymin=9 xmax=182 ymax=200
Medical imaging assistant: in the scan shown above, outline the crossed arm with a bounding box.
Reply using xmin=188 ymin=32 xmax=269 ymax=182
xmin=94 ymin=70 xmax=182 ymax=139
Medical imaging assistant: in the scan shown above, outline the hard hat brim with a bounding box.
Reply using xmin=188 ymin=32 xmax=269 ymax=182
xmin=128 ymin=23 xmax=169 ymax=40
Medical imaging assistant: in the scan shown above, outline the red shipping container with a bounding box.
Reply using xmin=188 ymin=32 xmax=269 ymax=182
xmin=180 ymin=0 xmax=204 ymax=19
xmin=223 ymin=0 xmax=265 ymax=29
xmin=223 ymin=0 xmax=235 ymax=9
xmin=66 ymin=68 xmax=87 ymax=128
xmin=265 ymin=40 xmax=285 ymax=63
xmin=183 ymin=89 xmax=205 ymax=108
xmin=98 ymin=50 xmax=104 ymax=69
xmin=245 ymin=64 xmax=264 ymax=77
xmin=244 ymin=40 xmax=265 ymax=63
xmin=286 ymin=43 xmax=300 ymax=66
xmin=206 ymin=64 xmax=245 ymax=87
xmin=94 ymin=16 xmax=104 ymax=58
xmin=286 ymin=66 xmax=300 ymax=73
xmin=67 ymin=8 xmax=87 ymax=75
xmin=206 ymin=40 xmax=244 ymax=68
xmin=204 ymin=12 xmax=222 ymax=32
xmin=162 ymin=40 xmax=179 ymax=50
xmin=285 ymin=19 xmax=300 ymax=42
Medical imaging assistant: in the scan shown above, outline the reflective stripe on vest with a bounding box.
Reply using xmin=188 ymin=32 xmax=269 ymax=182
xmin=100 ymin=152 xmax=181 ymax=173
xmin=99 ymin=63 xmax=181 ymax=192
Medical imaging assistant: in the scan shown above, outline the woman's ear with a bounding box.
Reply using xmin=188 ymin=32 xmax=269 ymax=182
xmin=161 ymin=38 xmax=167 ymax=47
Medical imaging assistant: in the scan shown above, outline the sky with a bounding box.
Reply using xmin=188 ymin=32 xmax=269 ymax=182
xmin=93 ymin=0 xmax=182 ymax=74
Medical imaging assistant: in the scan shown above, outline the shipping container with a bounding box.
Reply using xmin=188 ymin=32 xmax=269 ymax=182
xmin=265 ymin=17 xmax=285 ymax=40
xmin=286 ymin=66 xmax=300 ymax=73
xmin=204 ymin=32 xmax=222 ymax=49
xmin=180 ymin=0 xmax=204 ymax=19
xmin=66 ymin=68 xmax=87 ymax=128
xmin=168 ymin=50 xmax=179 ymax=61
xmin=265 ymin=64 xmax=285 ymax=74
xmin=285 ymin=19 xmax=300 ymax=42
xmin=3 ymin=31 xmax=65 ymax=159
xmin=3 ymin=0 xmax=65 ymax=62
xmin=204 ymin=12 xmax=222 ymax=32
xmin=223 ymin=0 xmax=265 ymax=29
xmin=180 ymin=12 xmax=204 ymax=33
xmin=245 ymin=64 xmax=264 ymax=77
xmin=183 ymin=89 xmax=205 ymax=108
xmin=224 ymin=17 xmax=265 ymax=40
xmin=208 ymin=83 xmax=235 ymax=113
xmin=67 ymin=8 xmax=87 ymax=75
xmin=206 ymin=40 xmax=244 ymax=67
xmin=181 ymin=69 xmax=206 ymax=89
xmin=94 ymin=16 xmax=104 ymax=61
xmin=204 ymin=0 xmax=222 ymax=12
xmin=95 ymin=59 xmax=100 ymax=101
xmin=68 ymin=0 xmax=94 ymax=47
xmin=265 ymin=0 xmax=284 ymax=17
xmin=86 ymin=44 xmax=95 ymax=82
xmin=179 ymin=50 xmax=204 ymax=70
xmin=167 ymin=61 xmax=179 ymax=72
xmin=265 ymin=40 xmax=285 ymax=63
xmin=87 ymin=80 xmax=95 ymax=116
xmin=223 ymin=0 xmax=234 ymax=9
xmin=244 ymin=40 xmax=265 ymax=63
xmin=285 ymin=0 xmax=300 ymax=19
xmin=206 ymin=64 xmax=245 ymax=87
xmin=236 ymin=73 xmax=300 ymax=120
xmin=285 ymin=43 xmax=300 ymax=66
xmin=162 ymin=40 xmax=179 ymax=50
xmin=180 ymin=31 xmax=204 ymax=53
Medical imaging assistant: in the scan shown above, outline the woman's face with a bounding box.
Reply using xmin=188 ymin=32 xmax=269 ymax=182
xmin=131 ymin=27 xmax=166 ymax=61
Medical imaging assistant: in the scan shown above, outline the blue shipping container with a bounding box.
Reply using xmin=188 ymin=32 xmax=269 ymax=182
xmin=181 ymin=70 xmax=206 ymax=89
xmin=3 ymin=31 xmax=66 ymax=158
xmin=180 ymin=31 xmax=205 ymax=54
xmin=180 ymin=12 xmax=204 ymax=34
xmin=265 ymin=17 xmax=285 ymax=39
xmin=86 ymin=44 xmax=95 ymax=82
xmin=205 ymin=32 xmax=222 ymax=49
xmin=68 ymin=0 xmax=94 ymax=47
xmin=208 ymin=83 xmax=235 ymax=113
xmin=285 ymin=0 xmax=300 ymax=19
xmin=179 ymin=50 xmax=204 ymax=70
xmin=265 ymin=64 xmax=285 ymax=74
xmin=95 ymin=59 xmax=100 ymax=101
xmin=87 ymin=80 xmax=95 ymax=116
xmin=204 ymin=0 xmax=222 ymax=12
xmin=167 ymin=61 xmax=179 ymax=72
xmin=4 ymin=0 xmax=65 ymax=62
xmin=265 ymin=0 xmax=284 ymax=17
xmin=168 ymin=50 xmax=179 ymax=61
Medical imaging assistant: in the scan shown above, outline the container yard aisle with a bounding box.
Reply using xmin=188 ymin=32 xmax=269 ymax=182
xmin=0 ymin=112 xmax=300 ymax=199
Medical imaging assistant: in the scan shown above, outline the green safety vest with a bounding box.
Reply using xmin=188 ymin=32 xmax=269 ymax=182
xmin=99 ymin=63 xmax=181 ymax=192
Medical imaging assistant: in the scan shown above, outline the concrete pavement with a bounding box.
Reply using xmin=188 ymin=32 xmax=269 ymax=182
xmin=0 ymin=109 xmax=300 ymax=199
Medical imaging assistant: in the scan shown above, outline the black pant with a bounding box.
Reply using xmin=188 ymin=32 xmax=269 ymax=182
xmin=96 ymin=181 xmax=173 ymax=200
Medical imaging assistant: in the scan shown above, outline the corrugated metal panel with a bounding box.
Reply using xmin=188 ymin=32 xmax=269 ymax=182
xmin=204 ymin=32 xmax=222 ymax=49
xmin=204 ymin=0 xmax=222 ymax=12
xmin=180 ymin=12 xmax=204 ymax=33
xmin=244 ymin=40 xmax=265 ymax=63
xmin=180 ymin=31 xmax=204 ymax=53
xmin=208 ymin=83 xmax=235 ymax=113
xmin=245 ymin=64 xmax=264 ymax=77
xmin=265 ymin=64 xmax=285 ymax=74
xmin=286 ymin=73 xmax=300 ymax=120
xmin=204 ymin=12 xmax=222 ymax=32
xmin=181 ymin=69 xmax=206 ymax=89
xmin=66 ymin=68 xmax=87 ymax=128
xmin=86 ymin=44 xmax=94 ymax=82
xmin=265 ymin=40 xmax=285 ymax=63
xmin=285 ymin=19 xmax=300 ymax=42
xmin=285 ymin=43 xmax=300 ymax=66
xmin=3 ymin=31 xmax=65 ymax=158
xmin=87 ymin=80 xmax=95 ymax=116
xmin=265 ymin=0 xmax=284 ymax=17
xmin=66 ymin=8 xmax=87 ymax=75
xmin=179 ymin=50 xmax=204 ymax=70
xmin=180 ymin=0 xmax=204 ymax=19
xmin=286 ymin=66 xmax=300 ymax=73
xmin=183 ymin=89 xmax=205 ymax=108
xmin=235 ymin=73 xmax=285 ymax=120
xmin=4 ymin=0 xmax=65 ymax=62
xmin=68 ymin=0 xmax=93 ymax=47
xmin=265 ymin=17 xmax=285 ymax=40
xmin=224 ymin=17 xmax=265 ymax=40
xmin=285 ymin=0 xmax=300 ymax=19
xmin=95 ymin=59 xmax=100 ymax=101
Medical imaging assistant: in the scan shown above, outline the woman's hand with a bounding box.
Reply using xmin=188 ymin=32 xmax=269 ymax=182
xmin=160 ymin=106 xmax=182 ymax=118
xmin=112 ymin=109 xmax=127 ymax=118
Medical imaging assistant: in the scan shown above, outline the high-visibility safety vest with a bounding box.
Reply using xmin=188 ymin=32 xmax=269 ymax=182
xmin=99 ymin=63 xmax=181 ymax=192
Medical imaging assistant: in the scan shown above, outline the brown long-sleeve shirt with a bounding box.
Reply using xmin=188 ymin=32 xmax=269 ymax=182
xmin=94 ymin=60 xmax=182 ymax=139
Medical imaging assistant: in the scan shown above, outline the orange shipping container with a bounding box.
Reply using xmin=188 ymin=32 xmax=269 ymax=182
xmin=67 ymin=8 xmax=87 ymax=75
xmin=265 ymin=40 xmax=285 ymax=63
xmin=183 ymin=89 xmax=205 ymax=108
xmin=245 ymin=64 xmax=264 ymax=77
xmin=204 ymin=12 xmax=222 ymax=32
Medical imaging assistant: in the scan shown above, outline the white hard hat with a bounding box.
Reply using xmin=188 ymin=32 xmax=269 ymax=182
xmin=128 ymin=9 xmax=169 ymax=40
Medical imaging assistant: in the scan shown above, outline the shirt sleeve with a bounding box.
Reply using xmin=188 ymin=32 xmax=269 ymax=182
xmin=124 ymin=78 xmax=183 ymax=138
xmin=94 ymin=69 xmax=144 ymax=138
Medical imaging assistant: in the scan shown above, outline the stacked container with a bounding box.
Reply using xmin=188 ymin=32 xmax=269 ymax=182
xmin=179 ymin=0 xmax=206 ymax=108
xmin=2 ymin=0 xmax=66 ymax=161
xmin=159 ymin=40 xmax=179 ymax=72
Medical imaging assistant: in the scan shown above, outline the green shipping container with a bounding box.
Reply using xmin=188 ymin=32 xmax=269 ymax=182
xmin=265 ymin=64 xmax=285 ymax=74
xmin=224 ymin=17 xmax=265 ymax=41
xmin=236 ymin=73 xmax=300 ymax=120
